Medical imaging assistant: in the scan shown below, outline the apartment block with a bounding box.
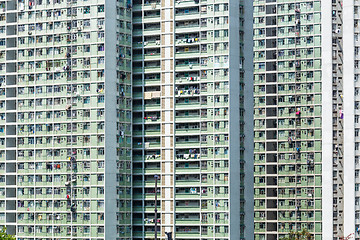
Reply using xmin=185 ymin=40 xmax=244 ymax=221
xmin=7 ymin=0 xmax=360 ymax=239
xmin=0 ymin=0 xmax=132 ymax=239
xmin=253 ymin=0 xmax=324 ymax=239
xmin=0 ymin=0 xmax=253 ymax=239
xmin=249 ymin=0 xmax=360 ymax=239
xmin=131 ymin=0 xmax=252 ymax=239
xmin=344 ymin=1 xmax=360 ymax=240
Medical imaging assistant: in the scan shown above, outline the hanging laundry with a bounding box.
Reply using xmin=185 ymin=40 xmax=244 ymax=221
xmin=339 ymin=109 xmax=344 ymax=119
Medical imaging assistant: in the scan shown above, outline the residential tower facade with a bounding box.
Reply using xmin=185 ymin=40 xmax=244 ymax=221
xmin=131 ymin=0 xmax=253 ymax=239
xmin=0 ymin=0 xmax=132 ymax=239
xmin=0 ymin=0 xmax=252 ymax=239
xmin=252 ymin=0 xmax=348 ymax=239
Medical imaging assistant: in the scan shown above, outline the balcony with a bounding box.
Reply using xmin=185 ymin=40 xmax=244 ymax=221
xmin=133 ymin=1 xmax=160 ymax=11
xmin=175 ymin=200 xmax=200 ymax=212
xmin=176 ymin=187 xmax=200 ymax=198
xmin=175 ymin=218 xmax=200 ymax=225
xmin=175 ymin=62 xmax=200 ymax=71
xmin=176 ymin=167 xmax=200 ymax=173
xmin=133 ymin=12 xmax=160 ymax=24
xmin=133 ymin=78 xmax=160 ymax=86
xmin=176 ymin=174 xmax=200 ymax=186
xmin=175 ymin=20 xmax=200 ymax=32
xmin=176 ymin=139 xmax=200 ymax=148
xmin=175 ymin=229 xmax=200 ymax=238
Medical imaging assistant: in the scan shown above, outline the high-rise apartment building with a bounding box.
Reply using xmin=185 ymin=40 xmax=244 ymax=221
xmin=9 ymin=0 xmax=360 ymax=239
xmin=0 ymin=0 xmax=132 ymax=239
xmin=344 ymin=1 xmax=360 ymax=240
xmin=252 ymin=0 xmax=349 ymax=239
xmin=0 ymin=0 xmax=254 ymax=239
xmin=131 ymin=0 xmax=253 ymax=239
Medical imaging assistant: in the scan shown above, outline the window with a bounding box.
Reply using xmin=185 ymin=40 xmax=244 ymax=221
xmin=98 ymin=148 xmax=105 ymax=155
xmin=97 ymin=200 xmax=104 ymax=208
xmin=98 ymin=95 xmax=104 ymax=103
xmin=98 ymin=187 xmax=104 ymax=195
xmin=98 ymin=44 xmax=105 ymax=51
xmin=98 ymin=161 xmax=104 ymax=168
xmin=83 ymin=6 xmax=90 ymax=14
xmin=97 ymin=174 xmax=104 ymax=181
xmin=98 ymin=5 xmax=104 ymax=12
xmin=83 ymin=97 xmax=90 ymax=104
